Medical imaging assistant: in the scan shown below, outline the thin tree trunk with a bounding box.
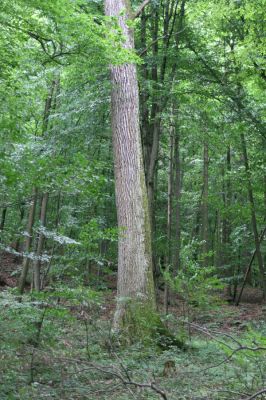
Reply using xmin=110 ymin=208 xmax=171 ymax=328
xmin=33 ymin=193 xmax=49 ymax=292
xmin=153 ymin=164 xmax=161 ymax=289
xmin=173 ymin=126 xmax=181 ymax=274
xmin=43 ymin=80 xmax=57 ymax=135
xmin=0 ymin=208 xmax=7 ymax=234
xmin=222 ymin=146 xmax=232 ymax=294
xmin=147 ymin=121 xmax=160 ymax=220
xmin=41 ymin=191 xmax=61 ymax=289
xmin=18 ymin=77 xmax=57 ymax=293
xmin=164 ymin=121 xmax=174 ymax=314
xmin=145 ymin=0 xmax=179 ymax=220
xmin=236 ymin=227 xmax=266 ymax=305
xmin=105 ymin=0 xmax=156 ymax=335
xmin=202 ymin=141 xmax=209 ymax=264
xmin=18 ymin=188 xmax=38 ymax=294
xmin=211 ymin=210 xmax=218 ymax=266
xmin=215 ymin=210 xmax=221 ymax=268
xmin=14 ymin=203 xmax=25 ymax=253
xmin=233 ymin=247 xmax=241 ymax=302
xmin=141 ymin=3 xmax=181 ymax=283
xmin=145 ymin=5 xmax=160 ymax=263
xmin=240 ymin=133 xmax=266 ymax=299
xmin=140 ymin=11 xmax=150 ymax=174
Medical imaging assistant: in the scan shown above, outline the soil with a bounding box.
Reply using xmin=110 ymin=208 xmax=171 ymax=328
xmin=0 ymin=252 xmax=21 ymax=288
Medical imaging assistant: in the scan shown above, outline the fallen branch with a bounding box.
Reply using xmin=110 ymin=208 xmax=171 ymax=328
xmin=180 ymin=320 xmax=266 ymax=372
xmin=242 ymin=388 xmax=266 ymax=400
xmin=51 ymin=356 xmax=168 ymax=400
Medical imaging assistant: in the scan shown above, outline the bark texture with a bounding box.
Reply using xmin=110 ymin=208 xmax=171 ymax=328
xmin=105 ymin=0 xmax=156 ymax=333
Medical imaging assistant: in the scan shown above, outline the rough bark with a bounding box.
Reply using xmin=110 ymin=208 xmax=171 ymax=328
xmin=105 ymin=0 xmax=156 ymax=335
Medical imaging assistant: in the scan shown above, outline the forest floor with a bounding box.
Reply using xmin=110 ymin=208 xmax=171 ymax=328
xmin=0 ymin=252 xmax=266 ymax=400
xmin=0 ymin=252 xmax=19 ymax=288
xmin=1 ymin=251 xmax=265 ymax=335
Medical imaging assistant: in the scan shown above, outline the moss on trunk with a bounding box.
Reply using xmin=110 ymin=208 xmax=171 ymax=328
xmin=113 ymin=298 xmax=185 ymax=349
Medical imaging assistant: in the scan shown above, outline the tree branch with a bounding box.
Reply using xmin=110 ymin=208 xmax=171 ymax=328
xmin=134 ymin=0 xmax=151 ymax=19
xmin=242 ymin=388 xmax=266 ymax=400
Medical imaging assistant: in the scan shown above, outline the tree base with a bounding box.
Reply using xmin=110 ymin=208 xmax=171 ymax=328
xmin=112 ymin=298 xmax=185 ymax=349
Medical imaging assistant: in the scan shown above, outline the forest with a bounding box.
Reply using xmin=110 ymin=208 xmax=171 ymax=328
xmin=0 ymin=0 xmax=266 ymax=399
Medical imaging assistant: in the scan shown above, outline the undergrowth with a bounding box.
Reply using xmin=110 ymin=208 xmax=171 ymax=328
xmin=0 ymin=288 xmax=265 ymax=400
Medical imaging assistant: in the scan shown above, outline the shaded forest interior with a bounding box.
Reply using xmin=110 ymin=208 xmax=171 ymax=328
xmin=0 ymin=0 xmax=265 ymax=399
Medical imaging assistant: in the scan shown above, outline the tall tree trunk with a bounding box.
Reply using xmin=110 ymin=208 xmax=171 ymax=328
xmin=33 ymin=192 xmax=49 ymax=292
xmin=222 ymin=146 xmax=232 ymax=294
xmin=140 ymin=2 xmax=183 ymax=283
xmin=173 ymin=126 xmax=181 ymax=274
xmin=105 ymin=0 xmax=157 ymax=335
xmin=18 ymin=78 xmax=57 ymax=293
xmin=18 ymin=188 xmax=38 ymax=294
xmin=145 ymin=7 xmax=160 ymax=282
xmin=140 ymin=10 xmax=150 ymax=174
xmin=240 ymin=133 xmax=266 ymax=299
xmin=164 ymin=122 xmax=174 ymax=314
xmin=202 ymin=141 xmax=209 ymax=264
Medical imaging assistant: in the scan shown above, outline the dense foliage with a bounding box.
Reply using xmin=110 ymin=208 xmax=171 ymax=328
xmin=0 ymin=0 xmax=265 ymax=399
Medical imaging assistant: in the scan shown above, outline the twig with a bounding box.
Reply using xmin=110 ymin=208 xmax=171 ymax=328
xmin=48 ymin=356 xmax=168 ymax=400
xmin=180 ymin=320 xmax=266 ymax=373
xmin=216 ymin=389 xmax=251 ymax=397
xmin=139 ymin=27 xmax=187 ymax=56
xmin=183 ymin=321 xmax=266 ymax=352
xmin=236 ymin=226 xmax=266 ymax=305
xmin=242 ymin=388 xmax=266 ymax=400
